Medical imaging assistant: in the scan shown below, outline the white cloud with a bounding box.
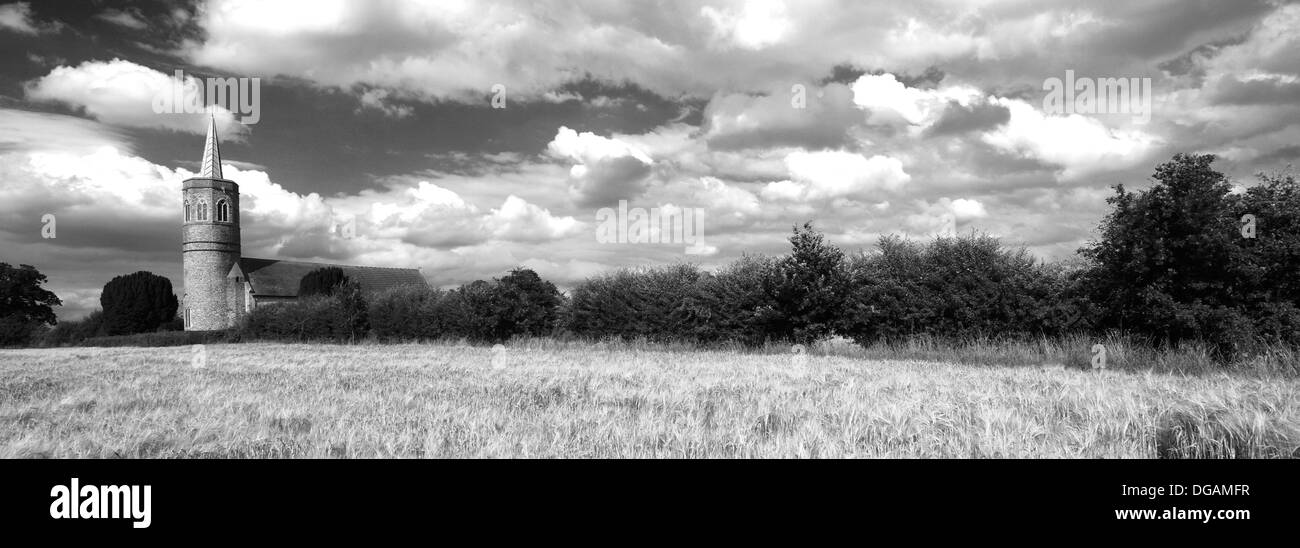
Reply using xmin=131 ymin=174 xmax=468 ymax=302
xmin=489 ymin=195 xmax=584 ymax=241
xmin=695 ymin=176 xmax=762 ymax=218
xmin=548 ymin=126 xmax=654 ymax=165
xmin=547 ymin=126 xmax=655 ymax=206
xmin=763 ymin=150 xmax=910 ymax=202
xmin=25 ymin=59 xmax=245 ymax=136
xmin=759 ymin=179 xmax=804 ymax=201
xmin=0 ymin=2 xmax=45 ymax=34
xmin=980 ymin=97 xmax=1158 ymax=180
xmin=2 ymin=146 xmax=179 ymax=222
xmin=851 ymin=73 xmax=982 ymax=129
xmin=946 ymin=197 xmax=988 ymax=221
xmin=701 ymin=0 xmax=793 ymax=50
xmin=0 ymin=108 xmax=130 ymax=155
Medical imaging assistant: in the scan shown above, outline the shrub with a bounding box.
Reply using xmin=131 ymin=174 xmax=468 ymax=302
xmin=38 ymin=310 xmax=105 ymax=347
xmin=240 ymin=281 xmax=369 ymax=342
xmin=837 ymin=233 xmax=1072 ymax=345
xmin=0 ymin=315 xmax=43 ymax=348
xmin=689 ymin=255 xmax=777 ymax=345
xmin=562 ymin=224 xmax=850 ymax=347
xmin=439 ymin=280 xmax=499 ymax=342
xmin=368 ymin=284 xmax=445 ymax=341
xmin=564 ymin=264 xmax=704 ymax=343
xmin=414 ymin=269 xmax=564 ymax=343
xmin=80 ymin=330 xmax=232 ymax=348
xmin=100 ymin=271 xmax=179 ymax=336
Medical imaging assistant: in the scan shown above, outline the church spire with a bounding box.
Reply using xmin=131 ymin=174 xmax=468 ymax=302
xmin=200 ymin=114 xmax=223 ymax=179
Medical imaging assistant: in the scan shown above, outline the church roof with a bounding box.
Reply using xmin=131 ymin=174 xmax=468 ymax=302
xmin=200 ymin=115 xmax=223 ymax=179
xmin=229 ymin=257 xmax=426 ymax=297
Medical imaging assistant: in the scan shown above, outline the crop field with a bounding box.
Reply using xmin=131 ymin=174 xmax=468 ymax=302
xmin=1 ymin=342 xmax=1297 ymax=458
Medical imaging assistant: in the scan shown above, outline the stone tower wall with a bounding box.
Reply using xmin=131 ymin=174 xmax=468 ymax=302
xmin=182 ymin=177 xmax=241 ymax=331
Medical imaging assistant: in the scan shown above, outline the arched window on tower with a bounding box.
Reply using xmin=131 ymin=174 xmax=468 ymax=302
xmin=216 ymin=199 xmax=230 ymax=222
xmin=184 ymin=201 xmax=192 ymax=222
xmin=197 ymin=201 xmax=208 ymax=221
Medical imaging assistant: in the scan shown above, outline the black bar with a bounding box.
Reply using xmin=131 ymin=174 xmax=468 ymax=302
xmin=2 ymin=459 xmax=1289 ymax=539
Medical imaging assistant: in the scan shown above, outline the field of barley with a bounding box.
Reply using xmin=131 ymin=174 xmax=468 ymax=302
xmin=1 ymin=341 xmax=1297 ymax=458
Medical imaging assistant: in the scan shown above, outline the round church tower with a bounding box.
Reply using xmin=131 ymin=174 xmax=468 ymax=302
xmin=182 ymin=116 xmax=240 ymax=330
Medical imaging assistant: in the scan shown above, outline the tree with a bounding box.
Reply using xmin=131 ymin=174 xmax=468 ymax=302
xmin=0 ymin=263 xmax=62 ymax=346
xmin=299 ymin=267 xmax=349 ymax=298
xmin=100 ymin=271 xmax=179 ymax=335
xmin=1079 ymin=153 xmax=1251 ymax=353
xmin=491 ymin=268 xmax=562 ymax=339
xmin=1231 ymin=169 xmax=1300 ymax=344
xmin=760 ymin=222 xmax=849 ymax=344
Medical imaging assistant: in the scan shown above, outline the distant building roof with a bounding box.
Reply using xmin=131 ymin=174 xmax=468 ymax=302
xmin=229 ymin=257 xmax=426 ymax=297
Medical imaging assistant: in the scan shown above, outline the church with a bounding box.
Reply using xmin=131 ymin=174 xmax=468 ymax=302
xmin=182 ymin=117 xmax=426 ymax=331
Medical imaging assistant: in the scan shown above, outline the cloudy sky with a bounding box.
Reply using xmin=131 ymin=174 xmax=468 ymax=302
xmin=2 ymin=0 xmax=1298 ymax=320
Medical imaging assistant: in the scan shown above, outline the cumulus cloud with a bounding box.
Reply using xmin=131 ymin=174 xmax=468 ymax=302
xmin=851 ymin=73 xmax=985 ymax=131
xmin=547 ymin=126 xmax=655 ymax=207
xmin=25 ymin=59 xmax=246 ymax=136
xmin=762 ymin=150 xmax=910 ymax=202
xmin=945 ymin=197 xmax=989 ymax=222
xmin=0 ymin=145 xmax=186 ymax=259
xmin=980 ymin=97 xmax=1159 ymax=180
xmin=490 ymin=195 xmax=584 ymax=241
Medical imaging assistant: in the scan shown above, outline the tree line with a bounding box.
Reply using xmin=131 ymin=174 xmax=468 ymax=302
xmin=5 ymin=153 xmax=1299 ymax=361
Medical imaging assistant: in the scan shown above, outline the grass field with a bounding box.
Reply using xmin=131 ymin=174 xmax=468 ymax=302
xmin=1 ymin=341 xmax=1297 ymax=458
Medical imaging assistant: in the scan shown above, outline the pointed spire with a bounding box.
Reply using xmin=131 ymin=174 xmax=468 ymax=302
xmin=200 ymin=114 xmax=223 ymax=179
